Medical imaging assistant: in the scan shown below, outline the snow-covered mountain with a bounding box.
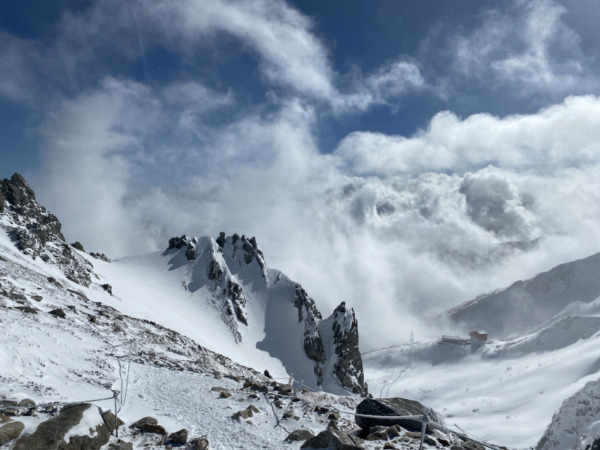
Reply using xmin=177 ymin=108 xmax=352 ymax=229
xmin=365 ymin=250 xmax=600 ymax=449
xmin=4 ymin=171 xmax=600 ymax=450
xmin=0 ymin=173 xmax=366 ymax=396
xmin=448 ymin=252 xmax=600 ymax=339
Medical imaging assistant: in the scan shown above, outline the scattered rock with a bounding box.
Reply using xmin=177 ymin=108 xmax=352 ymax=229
xmin=355 ymin=397 xmax=442 ymax=432
xmin=243 ymin=380 xmax=263 ymax=391
xmin=301 ymin=429 xmax=365 ymax=449
xmin=90 ymin=252 xmax=111 ymax=262
xmin=189 ymin=437 xmax=210 ymax=450
xmin=286 ymin=429 xmax=315 ymax=442
xmin=71 ymin=241 xmax=85 ymax=251
xmin=328 ymin=412 xmax=341 ymax=420
xmin=366 ymin=426 xmax=389 ymax=441
xmin=130 ymin=416 xmax=166 ymax=435
xmin=219 ymin=392 xmax=232 ymax=399
xmin=130 ymin=416 xmax=157 ymax=429
xmin=31 ymin=295 xmax=43 ymax=302
xmin=101 ymin=284 xmax=113 ymax=295
xmin=210 ymin=387 xmax=228 ymax=392
xmin=108 ymin=441 xmax=134 ymax=450
xmin=49 ymin=308 xmax=66 ymax=318
xmin=232 ymin=405 xmax=260 ymax=420
xmin=327 ymin=420 xmax=339 ymax=431
xmin=274 ymin=384 xmax=294 ymax=396
xmin=15 ymin=306 xmax=38 ymax=314
xmin=224 ymin=374 xmax=241 ymax=382
xmin=264 ymin=369 xmax=272 ymax=379
xmin=167 ymin=428 xmax=188 ymax=445
xmin=0 ymin=421 xmax=24 ymax=446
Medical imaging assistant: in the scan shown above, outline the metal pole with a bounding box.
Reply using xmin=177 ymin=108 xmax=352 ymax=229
xmin=114 ymin=392 xmax=119 ymax=438
xmin=419 ymin=408 xmax=429 ymax=450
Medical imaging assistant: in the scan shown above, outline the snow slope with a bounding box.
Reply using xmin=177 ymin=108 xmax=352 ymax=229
xmin=87 ymin=234 xmax=364 ymax=395
xmin=365 ymin=263 xmax=600 ymax=448
xmin=449 ymin=252 xmax=600 ymax=338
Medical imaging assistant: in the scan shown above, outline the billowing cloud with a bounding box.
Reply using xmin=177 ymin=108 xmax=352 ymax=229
xmin=4 ymin=0 xmax=600 ymax=351
xmin=334 ymin=95 xmax=600 ymax=176
xmin=447 ymin=0 xmax=598 ymax=97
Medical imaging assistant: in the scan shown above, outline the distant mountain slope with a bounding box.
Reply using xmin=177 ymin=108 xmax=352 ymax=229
xmin=449 ymin=252 xmax=600 ymax=338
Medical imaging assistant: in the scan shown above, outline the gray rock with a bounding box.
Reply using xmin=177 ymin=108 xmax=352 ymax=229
xmin=15 ymin=306 xmax=38 ymax=314
xmin=285 ymin=429 xmax=315 ymax=441
xmin=300 ymin=429 xmax=365 ymax=449
xmin=189 ymin=437 xmax=210 ymax=450
xmin=232 ymin=405 xmax=259 ymax=420
xmin=167 ymin=428 xmax=188 ymax=445
xmin=129 ymin=416 xmax=157 ymax=428
xmin=129 ymin=416 xmax=166 ymax=434
xmin=101 ymin=284 xmax=113 ymax=295
xmin=71 ymin=242 xmax=85 ymax=252
xmin=330 ymin=302 xmax=368 ymax=396
xmin=49 ymin=308 xmax=66 ymax=318
xmin=13 ymin=403 xmax=116 ymax=450
xmin=0 ymin=421 xmax=24 ymax=446
xmin=355 ymin=397 xmax=442 ymax=432
xmin=90 ymin=252 xmax=111 ymax=262
xmin=108 ymin=441 xmax=134 ymax=450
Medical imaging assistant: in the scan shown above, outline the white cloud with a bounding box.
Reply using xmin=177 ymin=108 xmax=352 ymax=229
xmin=16 ymin=0 xmax=600 ymax=351
xmin=334 ymin=95 xmax=600 ymax=176
xmin=448 ymin=0 xmax=597 ymax=96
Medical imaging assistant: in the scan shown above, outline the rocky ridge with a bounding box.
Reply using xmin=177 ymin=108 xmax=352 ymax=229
xmin=0 ymin=173 xmax=95 ymax=287
xmin=166 ymin=232 xmax=368 ymax=396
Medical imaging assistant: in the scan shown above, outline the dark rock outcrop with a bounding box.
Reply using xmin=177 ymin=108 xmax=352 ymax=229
xmin=330 ymin=302 xmax=367 ymax=396
xmin=49 ymin=308 xmax=66 ymax=319
xmin=300 ymin=429 xmax=364 ymax=449
xmin=355 ymin=397 xmax=442 ymax=432
xmin=71 ymin=241 xmax=85 ymax=252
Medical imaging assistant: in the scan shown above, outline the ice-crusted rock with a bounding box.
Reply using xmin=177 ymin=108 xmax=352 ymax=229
xmin=0 ymin=173 xmax=95 ymax=287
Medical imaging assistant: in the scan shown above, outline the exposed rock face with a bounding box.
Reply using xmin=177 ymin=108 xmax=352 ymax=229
xmin=330 ymin=302 xmax=367 ymax=396
xmin=0 ymin=173 xmax=94 ymax=287
xmin=355 ymin=397 xmax=442 ymax=432
xmin=294 ymin=285 xmax=326 ymax=382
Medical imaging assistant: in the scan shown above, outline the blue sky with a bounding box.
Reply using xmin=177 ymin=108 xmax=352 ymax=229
xmin=2 ymin=0 xmax=600 ymax=346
